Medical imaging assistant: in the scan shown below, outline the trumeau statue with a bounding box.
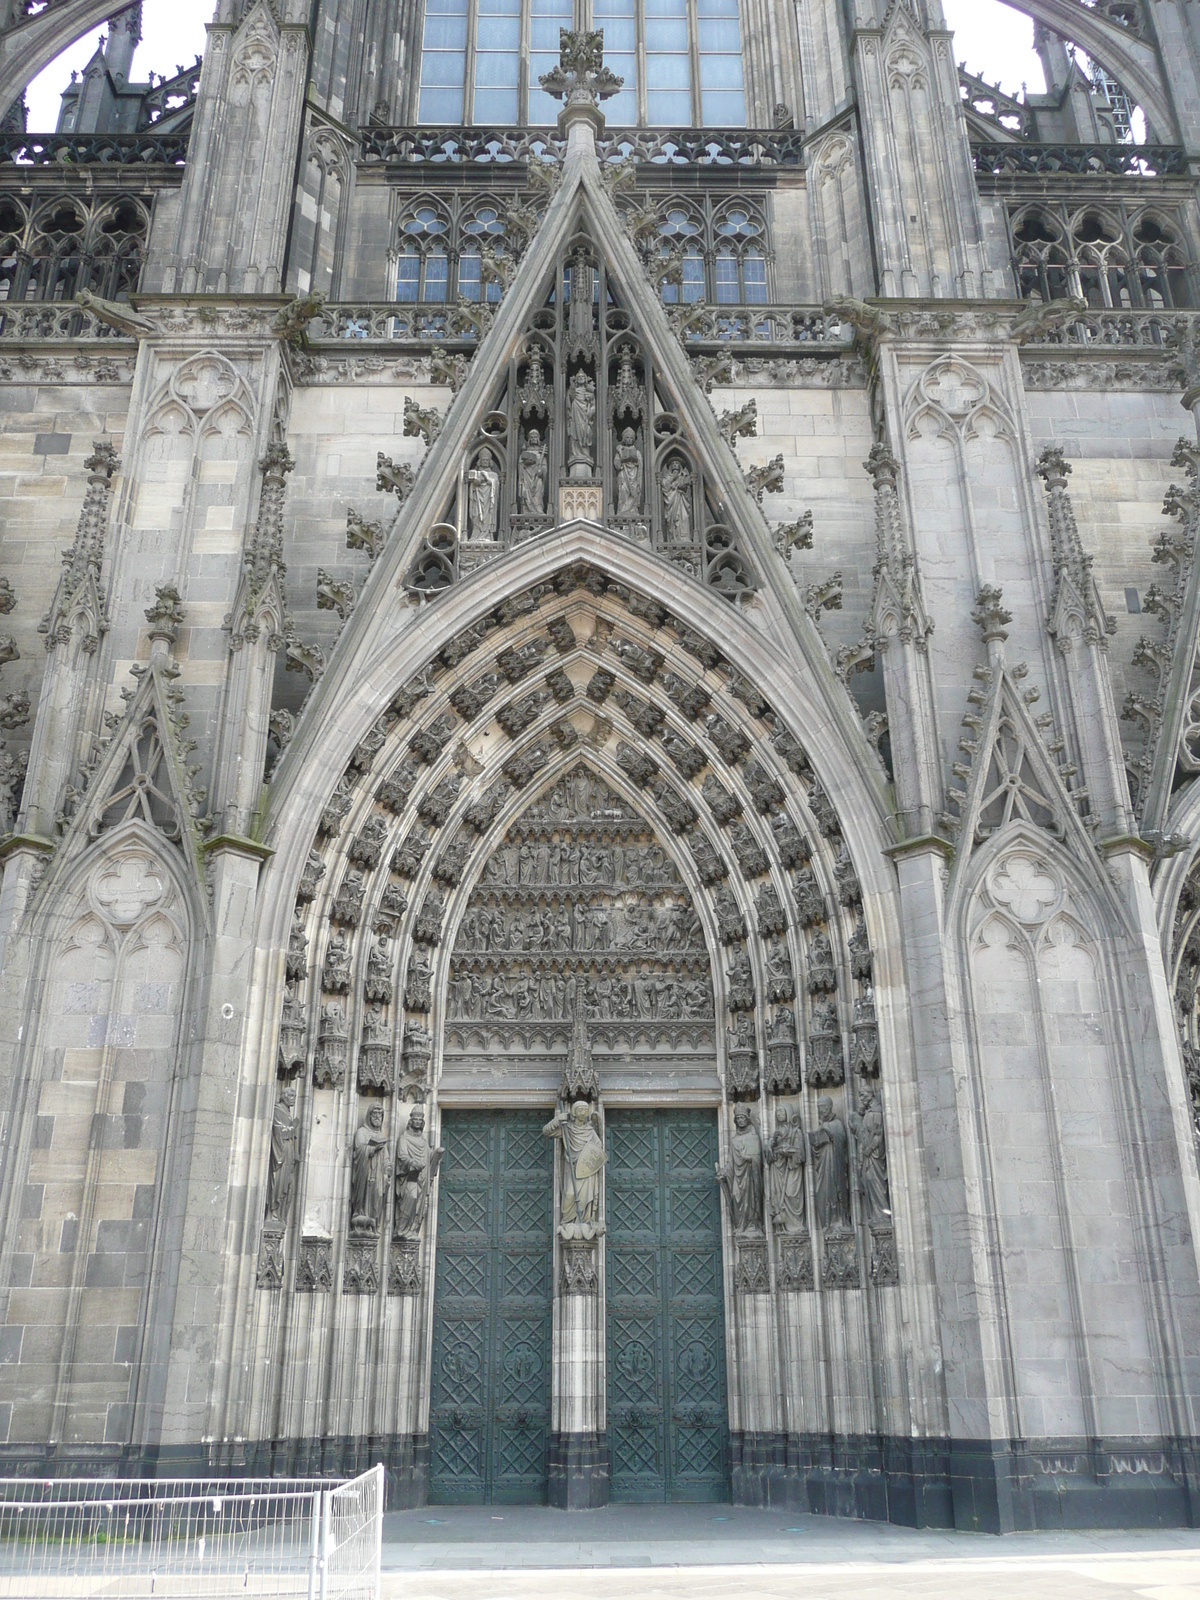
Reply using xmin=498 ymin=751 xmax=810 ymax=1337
xmin=764 ymin=1103 xmax=807 ymax=1234
xmin=543 ymin=1099 xmax=606 ymax=1238
xmin=266 ymin=1084 xmax=299 ymax=1225
xmin=392 ymin=1106 xmax=444 ymax=1240
xmin=467 ymin=448 xmax=501 ymax=539
xmin=349 ymin=1103 xmax=389 ymax=1235
xmin=810 ymin=1094 xmax=851 ymax=1231
xmin=716 ymin=1105 xmax=764 ymax=1236
xmin=518 ymin=429 xmax=548 ymax=514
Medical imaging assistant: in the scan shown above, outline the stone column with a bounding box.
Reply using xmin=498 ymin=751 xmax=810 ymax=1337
xmin=544 ymin=1028 xmax=608 ymax=1508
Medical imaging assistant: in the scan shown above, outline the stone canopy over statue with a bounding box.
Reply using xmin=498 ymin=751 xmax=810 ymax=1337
xmin=543 ymin=1099 xmax=606 ymax=1240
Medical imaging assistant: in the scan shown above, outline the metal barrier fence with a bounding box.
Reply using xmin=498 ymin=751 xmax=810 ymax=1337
xmin=0 ymin=1464 xmax=384 ymax=1598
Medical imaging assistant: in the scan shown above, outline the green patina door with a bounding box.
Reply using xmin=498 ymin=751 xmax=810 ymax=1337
xmin=606 ymin=1108 xmax=729 ymax=1502
xmin=429 ymin=1111 xmax=553 ymax=1503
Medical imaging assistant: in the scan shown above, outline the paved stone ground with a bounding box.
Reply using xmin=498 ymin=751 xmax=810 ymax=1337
xmin=379 ymin=1504 xmax=1200 ymax=1598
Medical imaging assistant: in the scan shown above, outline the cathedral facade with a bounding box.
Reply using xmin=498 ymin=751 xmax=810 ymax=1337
xmin=1 ymin=0 xmax=1200 ymax=1532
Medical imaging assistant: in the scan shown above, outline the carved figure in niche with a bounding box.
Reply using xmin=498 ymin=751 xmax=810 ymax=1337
xmin=567 ymin=371 xmax=596 ymax=471
xmin=467 ymin=448 xmax=501 ymax=539
xmin=615 ymin=428 xmax=643 ymax=517
xmin=716 ymin=1105 xmax=764 ymax=1236
xmin=809 ymin=1094 xmax=851 ymax=1231
xmin=392 ymin=1106 xmax=444 ymax=1239
xmin=266 ymin=1084 xmax=299 ymax=1225
xmin=850 ymin=1086 xmax=891 ymax=1227
xmin=518 ymin=429 xmax=548 ymax=514
xmin=350 ymin=1103 xmax=389 ymax=1235
xmin=764 ymin=1104 xmax=807 ymax=1235
xmin=660 ymin=457 xmax=693 ymax=546
xmin=544 ymin=1099 xmax=606 ymax=1235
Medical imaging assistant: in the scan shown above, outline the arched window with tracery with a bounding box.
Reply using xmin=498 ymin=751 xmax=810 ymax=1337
xmin=1008 ymin=202 xmax=1195 ymax=310
xmin=396 ymin=203 xmax=451 ymax=302
xmin=713 ymin=203 xmax=767 ymax=303
xmin=394 ymin=194 xmax=514 ymax=304
xmin=630 ymin=191 xmax=772 ymax=305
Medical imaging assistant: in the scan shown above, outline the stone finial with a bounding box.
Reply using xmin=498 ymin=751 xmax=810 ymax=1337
xmin=538 ymin=29 xmax=624 ymax=109
xmin=1036 ymin=445 xmax=1071 ymax=493
xmin=972 ymin=584 xmax=1012 ymax=644
xmin=145 ymin=583 xmax=184 ymax=649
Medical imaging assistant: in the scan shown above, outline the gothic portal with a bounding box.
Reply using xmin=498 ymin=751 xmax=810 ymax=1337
xmin=3 ymin=0 xmax=1200 ymax=1535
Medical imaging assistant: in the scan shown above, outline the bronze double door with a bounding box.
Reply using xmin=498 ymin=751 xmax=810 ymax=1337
xmin=428 ymin=1107 xmax=727 ymax=1503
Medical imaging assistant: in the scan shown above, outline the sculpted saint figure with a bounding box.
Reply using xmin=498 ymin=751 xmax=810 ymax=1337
xmin=349 ymin=1103 xmax=389 ymax=1234
xmin=850 ymin=1086 xmax=891 ymax=1227
xmin=660 ymin=457 xmax=693 ymax=545
xmin=518 ymin=429 xmax=548 ymax=514
xmin=567 ymin=371 xmax=596 ymax=468
xmin=392 ymin=1106 xmax=444 ymax=1240
xmin=266 ymin=1084 xmax=299 ymax=1225
xmin=715 ymin=1105 xmax=764 ymax=1236
xmin=467 ymin=448 xmax=501 ymax=539
xmin=615 ymin=428 xmax=643 ymax=517
xmin=764 ymin=1104 xmax=807 ymax=1234
xmin=809 ymin=1095 xmax=851 ymax=1230
xmin=543 ymin=1099 xmax=606 ymax=1233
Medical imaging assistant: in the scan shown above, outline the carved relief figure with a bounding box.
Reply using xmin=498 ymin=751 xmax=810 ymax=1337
xmin=764 ymin=1104 xmax=807 ymax=1234
xmin=266 ymin=1084 xmax=299 ymax=1225
xmin=349 ymin=1103 xmax=389 ymax=1234
xmin=392 ymin=1106 xmax=444 ymax=1239
xmin=615 ymin=428 xmax=643 ymax=517
xmin=809 ymin=1094 xmax=851 ymax=1230
xmin=850 ymin=1086 xmax=891 ymax=1227
xmin=716 ymin=1105 xmax=764 ymax=1236
xmin=518 ymin=429 xmax=548 ymax=513
xmin=543 ymin=1099 xmax=605 ymax=1233
xmin=567 ymin=371 xmax=596 ymax=469
xmin=660 ymin=457 xmax=693 ymax=545
xmin=467 ymin=448 xmax=501 ymax=539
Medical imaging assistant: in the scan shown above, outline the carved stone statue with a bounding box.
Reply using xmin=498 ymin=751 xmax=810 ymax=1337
xmin=392 ymin=1106 xmax=444 ymax=1240
xmin=467 ymin=448 xmax=501 ymax=539
xmin=266 ymin=1084 xmax=299 ymax=1225
xmin=809 ymin=1094 xmax=851 ymax=1231
xmin=349 ymin=1103 xmax=389 ymax=1235
xmin=764 ymin=1104 xmax=807 ymax=1235
xmin=518 ymin=429 xmax=548 ymax=514
xmin=543 ymin=1099 xmax=605 ymax=1236
xmin=716 ymin=1104 xmax=764 ymax=1236
xmin=660 ymin=456 xmax=693 ymax=545
xmin=614 ymin=428 xmax=642 ymax=517
xmin=567 ymin=371 xmax=596 ymax=472
xmin=850 ymin=1086 xmax=891 ymax=1227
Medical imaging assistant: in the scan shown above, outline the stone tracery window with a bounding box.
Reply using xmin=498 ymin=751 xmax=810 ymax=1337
xmin=635 ymin=193 xmax=770 ymax=304
xmin=0 ymin=193 xmax=148 ymax=304
xmin=416 ymin=0 xmax=745 ymax=126
xmin=395 ymin=196 xmax=514 ymax=303
xmin=1010 ymin=202 xmax=1194 ymax=309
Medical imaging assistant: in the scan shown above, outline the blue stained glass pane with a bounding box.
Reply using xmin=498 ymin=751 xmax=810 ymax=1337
xmin=396 ymin=255 xmax=419 ymax=301
xmin=646 ymin=53 xmax=689 ymax=88
xmin=715 ymin=252 xmax=738 ymax=303
xmin=532 ymin=0 xmax=570 ymax=11
xmin=530 ymin=17 xmax=562 ymax=46
xmin=743 ymin=255 xmax=767 ymax=303
xmin=605 ymin=86 xmax=637 ymax=123
xmin=598 ymin=19 xmax=635 ymax=48
xmin=701 ymin=89 xmax=744 ymax=124
xmin=426 ymin=0 xmax=466 ymax=12
xmin=699 ymin=53 xmax=742 ymax=88
xmin=527 ymin=87 xmax=562 ymax=124
xmin=648 ymin=89 xmax=691 ymax=123
xmin=421 ymin=52 xmax=467 ymax=86
xmin=646 ymin=0 xmax=685 ymax=14
xmin=474 ymin=86 xmax=520 ymax=119
xmin=423 ymin=15 xmax=467 ymax=46
xmin=459 ymin=253 xmax=481 ymax=300
xmin=698 ymin=0 xmax=738 ymax=12
xmin=423 ymin=254 xmax=448 ymax=300
xmin=697 ymin=17 xmax=740 ymax=50
xmin=645 ymin=16 xmax=688 ymax=48
xmin=418 ymin=86 xmax=464 ymax=121
xmin=475 ymin=48 xmax=520 ymax=83
xmin=683 ymin=254 xmax=705 ymax=302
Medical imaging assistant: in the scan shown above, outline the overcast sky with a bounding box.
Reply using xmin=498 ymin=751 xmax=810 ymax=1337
xmin=24 ymin=0 xmax=1044 ymax=130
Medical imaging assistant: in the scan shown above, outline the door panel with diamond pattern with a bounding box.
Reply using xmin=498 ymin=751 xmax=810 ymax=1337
xmin=606 ymin=1109 xmax=728 ymax=1501
xmin=430 ymin=1111 xmax=553 ymax=1503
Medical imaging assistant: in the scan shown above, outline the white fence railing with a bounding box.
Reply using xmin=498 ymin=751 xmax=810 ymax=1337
xmin=0 ymin=1464 xmax=384 ymax=1598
